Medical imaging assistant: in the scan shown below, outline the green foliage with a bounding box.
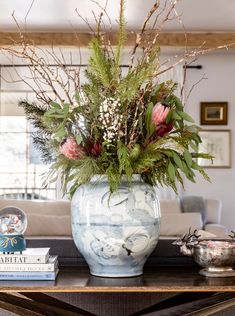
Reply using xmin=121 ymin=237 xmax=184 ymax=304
xmin=117 ymin=45 xmax=159 ymax=102
xmin=88 ymin=38 xmax=113 ymax=88
xmin=145 ymin=103 xmax=156 ymax=137
xmin=117 ymin=142 xmax=133 ymax=178
xmin=19 ymin=100 xmax=55 ymax=163
xmin=19 ymin=100 xmax=47 ymax=130
xmin=18 ymin=3 xmax=213 ymax=198
xmin=114 ymin=0 xmax=126 ymax=79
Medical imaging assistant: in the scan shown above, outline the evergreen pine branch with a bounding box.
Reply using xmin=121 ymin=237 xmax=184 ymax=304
xmin=107 ymin=164 xmax=121 ymax=193
xmin=19 ymin=100 xmax=47 ymax=117
xmin=19 ymin=100 xmax=48 ymax=131
xmin=88 ymin=38 xmax=113 ymax=88
xmin=82 ymin=69 xmax=103 ymax=111
xmin=114 ymin=0 xmax=126 ymax=79
xmin=54 ymin=156 xmax=100 ymax=196
xmin=32 ymin=132 xmax=55 ymax=163
xmin=117 ymin=45 xmax=159 ymax=102
xmin=117 ymin=142 xmax=133 ymax=178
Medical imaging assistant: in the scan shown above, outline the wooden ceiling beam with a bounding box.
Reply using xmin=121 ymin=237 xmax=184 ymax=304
xmin=0 ymin=31 xmax=235 ymax=48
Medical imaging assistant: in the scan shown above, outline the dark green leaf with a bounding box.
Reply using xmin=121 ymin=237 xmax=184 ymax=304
xmin=166 ymin=110 xmax=173 ymax=124
xmin=172 ymin=111 xmax=181 ymax=120
xmin=185 ymin=124 xmax=199 ymax=133
xmin=145 ymin=102 xmax=156 ymax=136
xmin=189 ymin=140 xmax=198 ymax=152
xmin=168 ymin=161 xmax=175 ymax=181
xmin=49 ymin=101 xmax=61 ymax=109
xmin=55 ymin=125 xmax=67 ymax=139
xmin=75 ymin=134 xmax=83 ymax=145
xmin=173 ymin=96 xmax=184 ymax=111
xmin=184 ymin=150 xmax=193 ymax=168
xmin=172 ymin=152 xmax=184 ymax=170
xmin=191 ymin=162 xmax=203 ymax=170
xmin=178 ymin=111 xmax=195 ymax=123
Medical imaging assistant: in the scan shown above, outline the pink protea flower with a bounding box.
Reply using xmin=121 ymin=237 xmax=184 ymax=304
xmin=85 ymin=138 xmax=102 ymax=158
xmin=157 ymin=122 xmax=174 ymax=137
xmin=152 ymin=103 xmax=170 ymax=125
xmin=60 ymin=137 xmax=84 ymax=160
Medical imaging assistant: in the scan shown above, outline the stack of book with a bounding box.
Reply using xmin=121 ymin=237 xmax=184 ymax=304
xmin=0 ymin=248 xmax=58 ymax=280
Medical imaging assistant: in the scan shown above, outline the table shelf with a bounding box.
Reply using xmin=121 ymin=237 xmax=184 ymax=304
xmin=1 ymin=267 xmax=235 ymax=293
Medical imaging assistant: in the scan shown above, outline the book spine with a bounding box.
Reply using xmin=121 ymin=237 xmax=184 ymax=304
xmin=0 ymin=254 xmax=49 ymax=264
xmin=0 ymin=263 xmax=57 ymax=272
xmin=0 ymin=271 xmax=57 ymax=280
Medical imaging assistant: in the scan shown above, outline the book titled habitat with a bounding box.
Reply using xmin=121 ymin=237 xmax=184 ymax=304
xmin=0 ymin=248 xmax=50 ymax=264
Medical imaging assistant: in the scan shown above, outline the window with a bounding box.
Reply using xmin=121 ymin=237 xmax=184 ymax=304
xmin=0 ymin=67 xmax=56 ymax=200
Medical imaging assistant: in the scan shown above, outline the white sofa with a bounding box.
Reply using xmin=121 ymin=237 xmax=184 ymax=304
xmin=0 ymin=198 xmax=228 ymax=237
xmin=160 ymin=198 xmax=227 ymax=237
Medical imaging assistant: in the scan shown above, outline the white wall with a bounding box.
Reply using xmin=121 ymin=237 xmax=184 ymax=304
xmin=183 ymin=52 xmax=235 ymax=231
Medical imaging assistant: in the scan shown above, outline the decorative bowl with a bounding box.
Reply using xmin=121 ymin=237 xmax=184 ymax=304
xmin=193 ymin=239 xmax=235 ymax=277
xmin=173 ymin=230 xmax=235 ymax=277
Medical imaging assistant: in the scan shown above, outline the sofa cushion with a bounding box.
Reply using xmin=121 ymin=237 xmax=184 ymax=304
xmin=160 ymin=212 xmax=203 ymax=236
xmin=0 ymin=199 xmax=70 ymax=216
xmin=204 ymin=223 xmax=228 ymax=238
xmin=160 ymin=199 xmax=181 ymax=214
xmin=180 ymin=196 xmax=206 ymax=225
xmin=205 ymin=199 xmax=222 ymax=224
xmin=26 ymin=214 xmax=72 ymax=236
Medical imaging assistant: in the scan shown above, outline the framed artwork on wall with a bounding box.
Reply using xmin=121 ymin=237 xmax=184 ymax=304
xmin=200 ymin=102 xmax=228 ymax=125
xmin=198 ymin=130 xmax=231 ymax=168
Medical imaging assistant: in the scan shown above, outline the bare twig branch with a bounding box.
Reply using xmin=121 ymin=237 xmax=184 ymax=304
xmin=130 ymin=0 xmax=160 ymax=67
xmin=185 ymin=73 xmax=208 ymax=105
xmin=75 ymin=8 xmax=95 ymax=34
xmin=24 ymin=0 xmax=35 ymax=31
xmin=156 ymin=42 xmax=235 ymax=78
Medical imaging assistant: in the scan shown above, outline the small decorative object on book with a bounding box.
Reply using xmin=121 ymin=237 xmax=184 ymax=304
xmin=7 ymin=1 xmax=214 ymax=277
xmin=0 ymin=248 xmax=58 ymax=280
xmin=0 ymin=206 xmax=27 ymax=253
xmin=174 ymin=229 xmax=235 ymax=277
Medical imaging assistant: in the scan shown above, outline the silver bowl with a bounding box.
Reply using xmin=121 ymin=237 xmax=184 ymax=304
xmin=174 ymin=236 xmax=235 ymax=277
xmin=193 ymin=240 xmax=235 ymax=277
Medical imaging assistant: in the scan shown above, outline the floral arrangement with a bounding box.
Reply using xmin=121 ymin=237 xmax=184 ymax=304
xmin=13 ymin=1 xmax=212 ymax=195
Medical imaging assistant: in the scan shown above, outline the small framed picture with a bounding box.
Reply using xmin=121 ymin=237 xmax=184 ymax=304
xmin=198 ymin=130 xmax=231 ymax=168
xmin=200 ymin=102 xmax=228 ymax=125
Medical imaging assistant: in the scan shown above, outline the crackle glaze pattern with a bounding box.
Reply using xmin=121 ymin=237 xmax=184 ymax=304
xmin=71 ymin=176 xmax=161 ymax=277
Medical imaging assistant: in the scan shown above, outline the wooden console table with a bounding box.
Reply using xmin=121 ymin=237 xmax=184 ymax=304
xmin=1 ymin=267 xmax=235 ymax=315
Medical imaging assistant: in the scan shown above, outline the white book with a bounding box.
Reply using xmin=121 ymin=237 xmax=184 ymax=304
xmin=0 ymin=256 xmax=58 ymax=272
xmin=0 ymin=248 xmax=50 ymax=264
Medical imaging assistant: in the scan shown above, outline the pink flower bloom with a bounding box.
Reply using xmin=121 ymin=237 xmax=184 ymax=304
xmin=152 ymin=103 xmax=170 ymax=125
xmin=85 ymin=138 xmax=102 ymax=158
xmin=157 ymin=122 xmax=174 ymax=137
xmin=60 ymin=137 xmax=84 ymax=160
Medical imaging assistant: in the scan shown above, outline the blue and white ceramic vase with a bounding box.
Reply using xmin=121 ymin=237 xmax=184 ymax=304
xmin=71 ymin=175 xmax=161 ymax=277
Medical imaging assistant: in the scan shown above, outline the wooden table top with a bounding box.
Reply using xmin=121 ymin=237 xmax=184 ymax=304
xmin=0 ymin=267 xmax=235 ymax=293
